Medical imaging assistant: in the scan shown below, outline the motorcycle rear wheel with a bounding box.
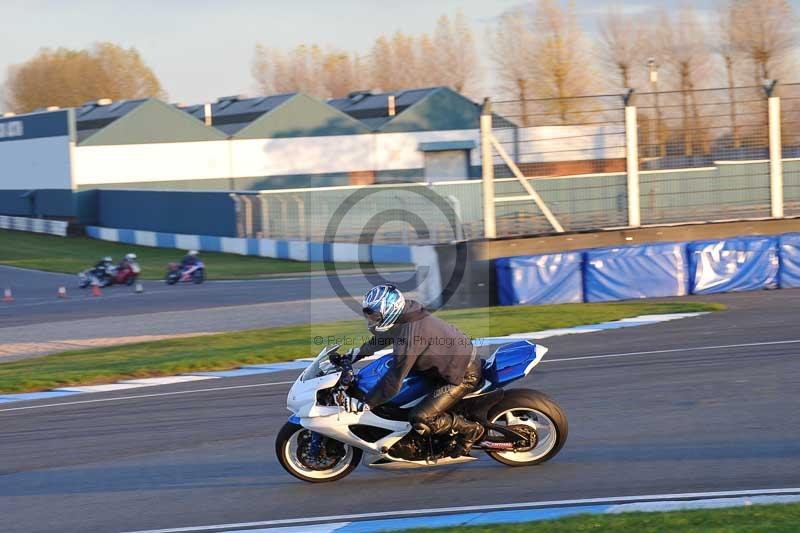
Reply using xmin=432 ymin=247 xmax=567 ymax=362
xmin=276 ymin=422 xmax=362 ymax=483
xmin=485 ymin=389 xmax=568 ymax=467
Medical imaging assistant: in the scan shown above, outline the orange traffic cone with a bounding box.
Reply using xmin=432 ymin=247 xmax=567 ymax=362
xmin=58 ymin=286 xmax=67 ymax=298
xmin=91 ymin=284 xmax=102 ymax=297
xmin=2 ymin=288 xmax=12 ymax=302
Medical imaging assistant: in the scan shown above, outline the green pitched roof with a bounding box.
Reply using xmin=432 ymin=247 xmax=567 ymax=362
xmin=79 ymin=99 xmax=227 ymax=146
xmin=378 ymin=88 xmax=481 ymax=133
xmin=233 ymin=93 xmax=371 ymax=139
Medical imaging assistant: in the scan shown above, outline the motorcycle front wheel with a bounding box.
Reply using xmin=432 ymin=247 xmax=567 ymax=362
xmin=276 ymin=422 xmax=362 ymax=483
xmin=192 ymin=269 xmax=205 ymax=284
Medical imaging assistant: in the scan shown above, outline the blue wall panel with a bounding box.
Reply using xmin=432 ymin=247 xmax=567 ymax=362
xmin=778 ymin=233 xmax=800 ymax=288
xmin=496 ymin=252 xmax=583 ymax=305
xmin=97 ymin=190 xmax=237 ymax=237
xmin=584 ymin=243 xmax=689 ymax=302
xmin=687 ymin=236 xmax=779 ymax=294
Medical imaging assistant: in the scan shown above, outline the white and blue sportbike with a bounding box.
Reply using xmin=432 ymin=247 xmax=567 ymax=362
xmin=277 ymin=340 xmax=568 ymax=483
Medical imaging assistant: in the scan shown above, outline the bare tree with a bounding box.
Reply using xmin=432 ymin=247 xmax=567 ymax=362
xmin=529 ymin=0 xmax=600 ymax=122
xmin=433 ymin=11 xmax=480 ymax=94
xmin=252 ymin=44 xmax=363 ymax=98
xmin=713 ymin=1 xmax=745 ymax=148
xmin=487 ymin=7 xmax=536 ymax=125
xmin=4 ymin=42 xmax=164 ymax=113
xmin=597 ymin=6 xmax=644 ymax=90
xmin=369 ymin=36 xmax=396 ymax=92
xmin=391 ymin=31 xmax=419 ymax=90
xmin=657 ymin=6 xmax=714 ymax=155
xmin=733 ymin=0 xmax=796 ymax=83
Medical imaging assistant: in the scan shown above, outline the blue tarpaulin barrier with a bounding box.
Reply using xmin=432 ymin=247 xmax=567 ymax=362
xmin=584 ymin=242 xmax=689 ymax=302
xmin=688 ymin=236 xmax=779 ymax=294
xmin=778 ymin=233 xmax=800 ymax=288
xmin=496 ymin=252 xmax=583 ymax=305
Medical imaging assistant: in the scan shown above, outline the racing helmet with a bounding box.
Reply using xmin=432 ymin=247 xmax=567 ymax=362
xmin=103 ymin=256 xmax=112 ymax=263
xmin=188 ymin=250 xmax=199 ymax=256
xmin=125 ymin=253 xmax=137 ymax=261
xmin=362 ymin=284 xmax=405 ymax=333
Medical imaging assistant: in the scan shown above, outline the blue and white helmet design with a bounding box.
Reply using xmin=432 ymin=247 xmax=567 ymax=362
xmin=362 ymin=284 xmax=406 ymax=332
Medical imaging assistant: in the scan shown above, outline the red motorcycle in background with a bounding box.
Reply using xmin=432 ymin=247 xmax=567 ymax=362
xmin=78 ymin=259 xmax=141 ymax=288
xmin=165 ymin=261 xmax=205 ymax=285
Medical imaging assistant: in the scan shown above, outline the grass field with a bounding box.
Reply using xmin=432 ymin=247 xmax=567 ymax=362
xmin=0 ymin=301 xmax=723 ymax=393
xmin=401 ymin=502 xmax=800 ymax=532
xmin=0 ymin=229 xmax=380 ymax=279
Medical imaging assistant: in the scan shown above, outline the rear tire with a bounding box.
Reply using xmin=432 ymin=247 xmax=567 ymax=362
xmin=276 ymin=422 xmax=362 ymax=483
xmin=485 ymin=389 xmax=568 ymax=467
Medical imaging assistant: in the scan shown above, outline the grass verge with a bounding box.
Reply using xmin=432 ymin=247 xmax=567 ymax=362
xmin=0 ymin=301 xmax=723 ymax=394
xmin=0 ymin=229 xmax=395 ymax=279
xmin=400 ymin=502 xmax=800 ymax=532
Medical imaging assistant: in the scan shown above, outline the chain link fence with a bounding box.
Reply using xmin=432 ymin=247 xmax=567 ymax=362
xmin=232 ymin=83 xmax=796 ymax=244
xmin=780 ymin=83 xmax=800 ymax=216
xmin=635 ymin=86 xmax=771 ymax=224
xmin=488 ymin=95 xmax=628 ymax=235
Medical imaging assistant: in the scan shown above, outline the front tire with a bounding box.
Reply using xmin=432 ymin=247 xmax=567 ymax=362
xmin=276 ymin=422 xmax=362 ymax=483
xmin=485 ymin=389 xmax=568 ymax=467
xmin=192 ymin=269 xmax=205 ymax=284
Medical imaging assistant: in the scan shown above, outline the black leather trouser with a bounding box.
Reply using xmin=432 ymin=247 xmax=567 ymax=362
xmin=409 ymin=356 xmax=483 ymax=437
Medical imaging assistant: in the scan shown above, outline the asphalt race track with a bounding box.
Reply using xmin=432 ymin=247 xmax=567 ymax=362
xmin=2 ymin=290 xmax=799 ymax=533
xmin=0 ymin=265 xmax=416 ymax=359
xmin=0 ymin=265 xmax=417 ymax=328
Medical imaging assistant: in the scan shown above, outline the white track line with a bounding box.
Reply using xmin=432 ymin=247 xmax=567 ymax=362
xmin=4 ymin=338 xmax=799 ymax=413
xmin=544 ymin=338 xmax=800 ymax=363
xmin=0 ymin=381 xmax=294 ymax=413
xmin=121 ymin=487 xmax=800 ymax=533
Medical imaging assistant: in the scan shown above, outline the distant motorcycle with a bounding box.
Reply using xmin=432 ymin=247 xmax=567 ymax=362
xmin=165 ymin=261 xmax=205 ymax=285
xmin=79 ymin=261 xmax=140 ymax=288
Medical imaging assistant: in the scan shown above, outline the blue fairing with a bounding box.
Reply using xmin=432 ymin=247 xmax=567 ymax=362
xmin=483 ymin=341 xmax=541 ymax=385
xmin=355 ymin=341 xmax=541 ymax=405
xmin=289 ymin=414 xmax=300 ymax=424
xmin=356 ymin=354 xmax=434 ymax=406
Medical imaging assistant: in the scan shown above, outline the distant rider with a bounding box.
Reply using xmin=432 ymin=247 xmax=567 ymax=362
xmin=181 ymin=250 xmax=200 ymax=271
xmin=348 ymin=284 xmax=485 ymax=458
xmin=119 ymin=253 xmax=137 ymax=270
xmin=92 ymin=256 xmax=114 ymax=281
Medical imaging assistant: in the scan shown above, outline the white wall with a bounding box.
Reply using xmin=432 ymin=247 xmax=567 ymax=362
xmin=374 ymin=129 xmax=481 ymax=169
xmin=0 ymin=136 xmax=72 ymax=189
xmin=514 ymin=125 xmax=626 ymax=163
xmin=230 ymin=134 xmax=374 ymax=176
xmin=73 ymin=141 xmax=230 ymax=185
xmin=75 ymin=129 xmax=484 ymax=186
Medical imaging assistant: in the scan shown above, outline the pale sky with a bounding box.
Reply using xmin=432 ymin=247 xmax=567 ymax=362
xmin=0 ymin=0 xmax=787 ymax=109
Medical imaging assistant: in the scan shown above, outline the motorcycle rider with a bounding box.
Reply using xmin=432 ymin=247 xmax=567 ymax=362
xmin=119 ymin=253 xmax=137 ymax=270
xmin=348 ymin=284 xmax=485 ymax=458
xmin=91 ymin=256 xmax=114 ymax=283
xmin=181 ymin=250 xmax=200 ymax=270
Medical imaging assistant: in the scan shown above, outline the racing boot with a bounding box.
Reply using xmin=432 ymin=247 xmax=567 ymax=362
xmin=449 ymin=414 xmax=485 ymax=458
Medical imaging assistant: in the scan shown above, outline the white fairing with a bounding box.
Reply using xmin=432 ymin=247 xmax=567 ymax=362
xmin=526 ymin=344 xmax=549 ymax=375
xmin=287 ymin=372 xmax=412 ymax=456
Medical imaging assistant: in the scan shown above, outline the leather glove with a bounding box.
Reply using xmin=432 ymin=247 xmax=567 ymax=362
xmin=346 ymin=347 xmax=361 ymax=362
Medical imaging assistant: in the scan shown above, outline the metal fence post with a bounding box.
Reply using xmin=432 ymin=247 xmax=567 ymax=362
xmin=480 ymin=98 xmax=497 ymax=239
xmin=624 ymin=90 xmax=641 ymax=227
xmin=767 ymin=91 xmax=784 ymax=218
